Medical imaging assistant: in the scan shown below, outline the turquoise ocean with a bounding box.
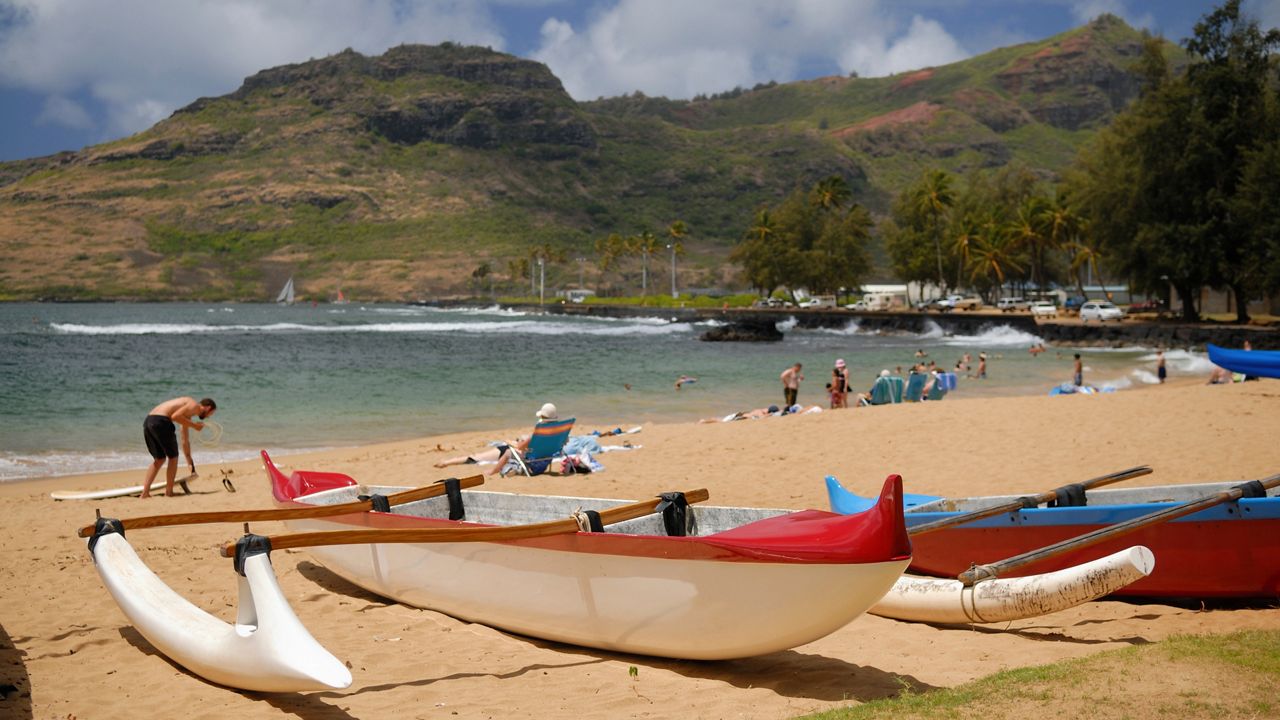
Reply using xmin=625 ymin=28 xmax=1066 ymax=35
xmin=0 ymin=302 xmax=1216 ymax=482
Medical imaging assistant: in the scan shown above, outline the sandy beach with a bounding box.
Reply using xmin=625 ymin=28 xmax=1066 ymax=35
xmin=2 ymin=379 xmax=1278 ymax=720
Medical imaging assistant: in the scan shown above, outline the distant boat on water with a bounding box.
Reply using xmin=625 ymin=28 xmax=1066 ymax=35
xmin=276 ymin=276 xmax=296 ymax=305
xmin=333 ymin=289 xmax=350 ymax=305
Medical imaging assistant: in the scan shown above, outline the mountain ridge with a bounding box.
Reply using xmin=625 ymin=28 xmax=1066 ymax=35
xmin=0 ymin=15 xmax=1175 ymax=301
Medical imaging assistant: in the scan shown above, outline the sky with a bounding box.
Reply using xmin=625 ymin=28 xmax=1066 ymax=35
xmin=0 ymin=0 xmax=1276 ymax=162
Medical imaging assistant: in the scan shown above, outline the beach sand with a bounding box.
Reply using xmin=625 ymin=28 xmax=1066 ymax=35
xmin=2 ymin=380 xmax=1277 ymax=719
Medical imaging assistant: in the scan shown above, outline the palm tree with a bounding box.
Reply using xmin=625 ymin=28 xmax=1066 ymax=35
xmin=811 ymin=175 xmax=850 ymax=212
xmin=666 ymin=220 xmax=688 ymax=297
xmin=950 ymin=215 xmax=982 ymax=291
xmin=913 ymin=170 xmax=955 ymax=292
xmin=970 ymin=231 xmax=1023 ymax=290
xmin=507 ymin=258 xmax=529 ymax=293
xmin=1067 ymin=228 xmax=1107 ymax=302
xmin=1006 ymin=196 xmax=1052 ymax=293
xmin=631 ymin=230 xmax=660 ymax=296
xmin=595 ymin=233 xmax=625 ymax=290
xmin=748 ymin=209 xmax=773 ymax=243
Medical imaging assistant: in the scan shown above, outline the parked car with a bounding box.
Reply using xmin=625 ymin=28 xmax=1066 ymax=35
xmin=1064 ymin=295 xmax=1088 ymax=312
xmin=953 ymin=295 xmax=984 ymax=311
xmin=927 ymin=294 xmax=965 ymax=311
xmin=914 ymin=297 xmax=940 ymax=310
xmin=1029 ymin=300 xmax=1058 ymax=318
xmin=1079 ymin=301 xmax=1125 ymax=322
xmin=997 ymin=297 xmax=1031 ymax=312
xmin=846 ymin=300 xmax=870 ymax=311
xmin=1127 ymin=299 xmax=1162 ymax=313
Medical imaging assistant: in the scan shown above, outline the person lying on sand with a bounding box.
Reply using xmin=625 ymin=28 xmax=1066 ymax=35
xmin=698 ymin=405 xmax=780 ymax=423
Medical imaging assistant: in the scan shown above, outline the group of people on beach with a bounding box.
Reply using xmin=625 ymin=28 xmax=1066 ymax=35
xmin=777 ymin=352 xmax=975 ymax=413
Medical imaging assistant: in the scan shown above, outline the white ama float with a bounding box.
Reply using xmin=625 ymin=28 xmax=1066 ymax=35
xmin=87 ymin=519 xmax=351 ymax=693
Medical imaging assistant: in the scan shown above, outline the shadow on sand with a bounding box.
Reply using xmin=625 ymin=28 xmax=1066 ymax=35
xmin=0 ymin=622 xmax=32 ymax=720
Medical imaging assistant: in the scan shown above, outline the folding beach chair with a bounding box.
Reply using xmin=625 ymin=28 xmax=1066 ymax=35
xmin=505 ymin=417 xmax=576 ymax=477
xmin=925 ymin=377 xmax=948 ymax=401
xmin=888 ymin=375 xmax=905 ymax=403
xmin=904 ymin=372 xmax=926 ymax=402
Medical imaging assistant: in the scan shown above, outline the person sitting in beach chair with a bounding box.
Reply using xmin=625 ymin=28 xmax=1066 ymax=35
xmin=865 ymin=370 xmax=904 ymax=406
xmin=434 ymin=403 xmax=575 ymax=477
xmin=497 ymin=407 xmax=576 ymax=477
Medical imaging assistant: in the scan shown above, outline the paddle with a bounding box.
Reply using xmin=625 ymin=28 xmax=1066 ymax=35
xmin=218 ymin=488 xmax=711 ymax=557
xmin=957 ymin=473 xmax=1280 ymax=585
xmin=907 ymin=465 xmax=1152 ymax=537
xmin=76 ymin=475 xmax=486 ymax=538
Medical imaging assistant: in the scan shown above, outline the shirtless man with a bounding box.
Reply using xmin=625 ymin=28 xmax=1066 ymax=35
xmin=780 ymin=363 xmax=804 ymax=407
xmin=141 ymin=396 xmax=216 ymax=498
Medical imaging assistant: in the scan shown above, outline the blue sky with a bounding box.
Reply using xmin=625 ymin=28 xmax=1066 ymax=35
xmin=0 ymin=1 xmax=1274 ymax=161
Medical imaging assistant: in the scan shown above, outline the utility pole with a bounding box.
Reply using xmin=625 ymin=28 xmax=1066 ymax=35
xmin=538 ymin=258 xmax=545 ymax=306
xmin=667 ymin=244 xmax=677 ymax=298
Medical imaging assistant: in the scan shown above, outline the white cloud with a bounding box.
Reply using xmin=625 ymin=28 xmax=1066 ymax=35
xmin=0 ymin=0 xmax=507 ymax=137
xmin=1070 ymin=0 xmax=1154 ymax=32
xmin=838 ymin=15 xmax=969 ymax=79
xmin=34 ymin=95 xmax=92 ymax=129
xmin=531 ymin=0 xmax=971 ymax=99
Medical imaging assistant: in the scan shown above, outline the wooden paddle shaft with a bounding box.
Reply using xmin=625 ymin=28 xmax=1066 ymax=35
xmin=907 ymin=465 xmax=1153 ymax=537
xmin=958 ymin=473 xmax=1280 ymax=585
xmin=77 ymin=475 xmax=485 ymax=537
xmin=219 ymin=488 xmax=711 ymax=557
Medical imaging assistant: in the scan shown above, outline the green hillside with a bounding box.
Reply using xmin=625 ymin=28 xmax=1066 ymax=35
xmin=0 ymin=16 xmax=1173 ymax=301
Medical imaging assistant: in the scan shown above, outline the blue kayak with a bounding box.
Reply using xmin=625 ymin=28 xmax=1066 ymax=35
xmin=1208 ymin=344 xmax=1280 ymax=379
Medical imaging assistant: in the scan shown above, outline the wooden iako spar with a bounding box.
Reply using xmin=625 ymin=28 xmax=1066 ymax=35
xmin=76 ymin=474 xmax=485 ymax=538
xmin=957 ymin=472 xmax=1280 ymax=585
xmin=906 ymin=465 xmax=1152 ymax=536
xmin=218 ymin=488 xmax=712 ymax=557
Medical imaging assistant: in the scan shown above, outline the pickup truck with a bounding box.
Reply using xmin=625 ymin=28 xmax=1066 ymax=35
xmin=952 ymin=296 xmax=984 ymax=311
xmin=997 ymin=297 xmax=1030 ymax=312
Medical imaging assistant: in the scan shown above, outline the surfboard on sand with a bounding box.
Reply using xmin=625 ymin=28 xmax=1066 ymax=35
xmin=50 ymin=473 xmax=197 ymax=501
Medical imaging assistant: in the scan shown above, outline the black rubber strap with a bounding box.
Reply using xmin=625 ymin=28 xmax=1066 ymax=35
xmin=440 ymin=478 xmax=465 ymax=520
xmin=233 ymin=534 xmax=273 ymax=577
xmin=1236 ymin=480 xmax=1268 ymax=499
xmin=87 ymin=516 xmax=124 ymax=556
xmin=1017 ymin=496 xmax=1039 ymax=509
xmin=1049 ymin=483 xmax=1087 ymax=508
xmin=655 ymin=492 xmax=689 ymax=537
xmin=584 ymin=509 xmax=604 ymax=533
xmin=367 ymin=494 xmax=391 ymax=513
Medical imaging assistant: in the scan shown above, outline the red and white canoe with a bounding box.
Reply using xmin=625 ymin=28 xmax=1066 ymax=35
xmin=264 ymin=451 xmax=912 ymax=660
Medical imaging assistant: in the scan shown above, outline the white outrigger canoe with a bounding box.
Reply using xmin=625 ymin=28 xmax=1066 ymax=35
xmin=81 ymin=454 xmax=914 ymax=692
xmin=263 ymin=452 xmax=912 ymax=661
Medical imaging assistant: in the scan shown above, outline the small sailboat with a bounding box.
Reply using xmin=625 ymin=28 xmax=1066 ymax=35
xmin=275 ymin=276 xmax=295 ymax=305
xmin=333 ymin=288 xmax=349 ymax=305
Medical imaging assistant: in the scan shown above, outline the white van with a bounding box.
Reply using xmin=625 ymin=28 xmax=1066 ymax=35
xmin=862 ymin=292 xmax=899 ymax=311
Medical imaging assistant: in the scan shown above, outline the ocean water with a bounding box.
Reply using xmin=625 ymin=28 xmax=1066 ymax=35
xmin=0 ymin=302 xmax=1205 ymax=482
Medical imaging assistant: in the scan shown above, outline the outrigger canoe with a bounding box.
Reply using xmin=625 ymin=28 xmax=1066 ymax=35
xmin=1207 ymin=343 xmax=1280 ymax=379
xmin=828 ymin=476 xmax=1280 ymax=598
xmin=264 ymin=452 xmax=912 ymax=660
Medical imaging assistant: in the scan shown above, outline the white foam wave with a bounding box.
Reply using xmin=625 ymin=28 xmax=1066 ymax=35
xmin=1100 ymin=376 xmax=1135 ymax=391
xmin=814 ymin=320 xmax=863 ymax=336
xmin=938 ymin=324 xmax=1043 ymax=347
xmin=1137 ymin=349 xmax=1215 ymax=374
xmin=1129 ymin=369 xmax=1160 ymax=385
xmin=0 ymin=447 xmax=321 ymax=482
xmin=51 ymin=319 xmax=693 ymax=337
xmin=918 ymin=320 xmax=946 ymax=339
xmin=775 ymin=317 xmax=798 ymax=332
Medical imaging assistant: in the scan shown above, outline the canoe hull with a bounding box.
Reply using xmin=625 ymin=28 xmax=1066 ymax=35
xmin=266 ymin=453 xmax=911 ymax=659
xmin=298 ymin=527 xmax=907 ymax=659
xmin=828 ymin=478 xmax=1280 ymax=598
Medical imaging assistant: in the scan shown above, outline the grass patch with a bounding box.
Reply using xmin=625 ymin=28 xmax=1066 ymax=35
xmin=804 ymin=630 xmax=1280 ymax=720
